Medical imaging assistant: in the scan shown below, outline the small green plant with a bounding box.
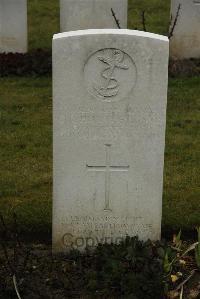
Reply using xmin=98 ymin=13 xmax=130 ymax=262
xmin=163 ymin=231 xmax=182 ymax=276
xmin=173 ymin=230 xmax=182 ymax=250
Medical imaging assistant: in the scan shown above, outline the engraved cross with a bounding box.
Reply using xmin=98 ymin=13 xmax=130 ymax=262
xmin=86 ymin=144 xmax=129 ymax=211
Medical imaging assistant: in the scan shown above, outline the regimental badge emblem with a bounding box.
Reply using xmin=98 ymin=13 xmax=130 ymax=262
xmin=84 ymin=48 xmax=137 ymax=102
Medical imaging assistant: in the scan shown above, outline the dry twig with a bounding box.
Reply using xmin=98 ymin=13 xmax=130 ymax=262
xmin=169 ymin=4 xmax=181 ymax=39
xmin=111 ymin=8 xmax=121 ymax=29
xmin=13 ymin=275 xmax=22 ymax=299
xmin=175 ymin=270 xmax=196 ymax=291
xmin=141 ymin=10 xmax=147 ymax=31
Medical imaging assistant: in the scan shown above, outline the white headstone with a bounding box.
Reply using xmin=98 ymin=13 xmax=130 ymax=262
xmin=53 ymin=29 xmax=169 ymax=252
xmin=170 ymin=0 xmax=200 ymax=59
xmin=0 ymin=0 xmax=27 ymax=53
xmin=60 ymin=0 xmax=127 ymax=32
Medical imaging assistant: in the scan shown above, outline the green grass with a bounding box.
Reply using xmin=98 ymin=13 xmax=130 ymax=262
xmin=28 ymin=0 xmax=59 ymax=50
xmin=28 ymin=0 xmax=170 ymax=50
xmin=0 ymin=77 xmax=52 ymax=234
xmin=0 ymin=77 xmax=199 ymax=234
xmin=0 ymin=1 xmax=198 ymax=235
xmin=128 ymin=0 xmax=170 ymax=35
xmin=163 ymin=78 xmax=200 ymax=229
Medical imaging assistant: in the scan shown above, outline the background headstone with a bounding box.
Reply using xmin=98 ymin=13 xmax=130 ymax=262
xmin=0 ymin=0 xmax=27 ymax=53
xmin=170 ymin=0 xmax=200 ymax=59
xmin=53 ymin=29 xmax=169 ymax=252
xmin=60 ymin=0 xmax=128 ymax=31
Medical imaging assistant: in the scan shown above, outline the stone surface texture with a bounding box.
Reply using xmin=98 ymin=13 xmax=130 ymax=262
xmin=53 ymin=29 xmax=169 ymax=252
xmin=0 ymin=0 xmax=27 ymax=53
xmin=60 ymin=0 xmax=127 ymax=31
xmin=170 ymin=0 xmax=200 ymax=59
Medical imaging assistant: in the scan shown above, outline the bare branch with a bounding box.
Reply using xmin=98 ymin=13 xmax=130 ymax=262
xmin=168 ymin=4 xmax=181 ymax=39
xmin=111 ymin=8 xmax=121 ymax=29
xmin=141 ymin=10 xmax=147 ymax=32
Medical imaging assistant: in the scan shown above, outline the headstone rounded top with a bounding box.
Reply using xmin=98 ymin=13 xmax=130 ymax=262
xmin=53 ymin=29 xmax=169 ymax=43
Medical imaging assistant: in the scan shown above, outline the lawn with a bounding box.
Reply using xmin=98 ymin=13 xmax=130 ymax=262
xmin=28 ymin=0 xmax=170 ymax=50
xmin=0 ymin=2 xmax=199 ymax=298
xmin=0 ymin=0 xmax=198 ymax=237
xmin=0 ymin=77 xmax=199 ymax=236
xmin=128 ymin=0 xmax=170 ymax=35
xmin=163 ymin=78 xmax=200 ymax=229
xmin=0 ymin=77 xmax=52 ymax=235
